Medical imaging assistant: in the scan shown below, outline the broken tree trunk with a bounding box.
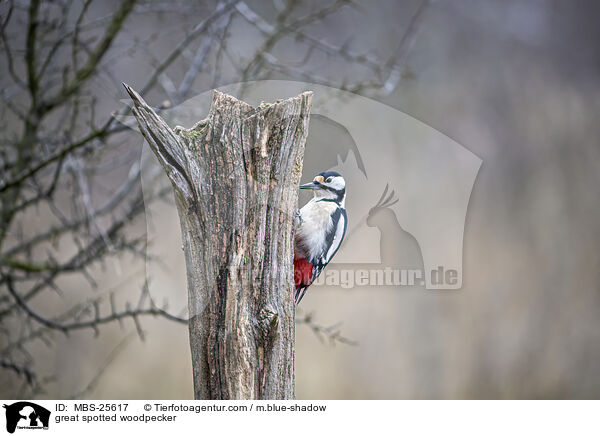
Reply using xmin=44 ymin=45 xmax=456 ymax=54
xmin=124 ymin=84 xmax=312 ymax=399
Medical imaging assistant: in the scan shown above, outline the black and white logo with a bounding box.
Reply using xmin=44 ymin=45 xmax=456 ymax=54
xmin=3 ymin=402 xmax=50 ymax=434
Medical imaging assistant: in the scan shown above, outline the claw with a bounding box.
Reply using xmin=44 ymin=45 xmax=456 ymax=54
xmin=294 ymin=210 xmax=303 ymax=228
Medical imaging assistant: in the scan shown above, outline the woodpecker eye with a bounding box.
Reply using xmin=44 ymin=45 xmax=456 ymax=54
xmin=326 ymin=177 xmax=333 ymax=183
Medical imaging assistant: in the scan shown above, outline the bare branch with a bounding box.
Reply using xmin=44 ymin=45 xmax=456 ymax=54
xmin=0 ymin=0 xmax=26 ymax=89
xmin=25 ymin=0 xmax=42 ymax=106
xmin=0 ymin=358 xmax=36 ymax=385
xmin=5 ymin=275 xmax=186 ymax=334
xmin=382 ymin=0 xmax=432 ymax=95
xmin=0 ymin=127 xmax=113 ymax=194
xmin=137 ymin=0 xmax=240 ymax=97
xmin=39 ymin=0 xmax=138 ymax=114
xmin=236 ymin=2 xmax=382 ymax=75
xmin=296 ymin=310 xmax=357 ymax=346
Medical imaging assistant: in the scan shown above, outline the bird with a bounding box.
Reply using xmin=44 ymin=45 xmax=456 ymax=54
xmin=294 ymin=171 xmax=347 ymax=304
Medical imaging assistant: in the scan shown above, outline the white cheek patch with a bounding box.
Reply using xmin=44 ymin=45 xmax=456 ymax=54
xmin=328 ymin=177 xmax=345 ymax=191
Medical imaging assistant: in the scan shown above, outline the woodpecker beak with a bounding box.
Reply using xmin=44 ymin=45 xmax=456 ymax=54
xmin=300 ymin=181 xmax=320 ymax=190
xmin=300 ymin=175 xmax=325 ymax=190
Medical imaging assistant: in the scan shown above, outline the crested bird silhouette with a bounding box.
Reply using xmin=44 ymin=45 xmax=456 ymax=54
xmin=367 ymin=184 xmax=424 ymax=272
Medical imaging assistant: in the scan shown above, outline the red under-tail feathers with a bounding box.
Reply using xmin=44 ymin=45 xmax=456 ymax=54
xmin=294 ymin=256 xmax=313 ymax=289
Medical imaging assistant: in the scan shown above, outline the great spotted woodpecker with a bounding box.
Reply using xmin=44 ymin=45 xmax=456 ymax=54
xmin=294 ymin=171 xmax=347 ymax=304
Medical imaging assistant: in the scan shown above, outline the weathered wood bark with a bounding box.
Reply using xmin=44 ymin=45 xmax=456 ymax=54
xmin=124 ymin=84 xmax=312 ymax=399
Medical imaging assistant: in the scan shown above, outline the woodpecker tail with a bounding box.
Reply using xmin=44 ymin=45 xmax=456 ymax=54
xmin=295 ymin=286 xmax=308 ymax=305
xmin=293 ymin=256 xmax=313 ymax=304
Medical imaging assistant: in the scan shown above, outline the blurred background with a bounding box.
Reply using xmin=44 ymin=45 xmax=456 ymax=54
xmin=1 ymin=0 xmax=600 ymax=399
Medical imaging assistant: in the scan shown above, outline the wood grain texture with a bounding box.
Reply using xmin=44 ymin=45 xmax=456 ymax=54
xmin=124 ymin=84 xmax=312 ymax=399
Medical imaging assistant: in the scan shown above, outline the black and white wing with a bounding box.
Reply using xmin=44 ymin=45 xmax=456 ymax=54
xmin=311 ymin=207 xmax=347 ymax=282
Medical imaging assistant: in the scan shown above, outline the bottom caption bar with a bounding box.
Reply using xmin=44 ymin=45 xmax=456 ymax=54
xmin=1 ymin=400 xmax=596 ymax=435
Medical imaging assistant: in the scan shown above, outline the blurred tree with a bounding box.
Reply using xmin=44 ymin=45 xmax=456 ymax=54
xmin=0 ymin=0 xmax=428 ymax=398
xmin=0 ymin=0 xmax=192 ymax=397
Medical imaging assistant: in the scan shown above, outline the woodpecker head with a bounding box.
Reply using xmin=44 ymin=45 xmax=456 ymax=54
xmin=300 ymin=171 xmax=346 ymax=205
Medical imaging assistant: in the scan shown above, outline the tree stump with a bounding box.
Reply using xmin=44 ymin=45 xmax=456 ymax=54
xmin=124 ymin=84 xmax=312 ymax=399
